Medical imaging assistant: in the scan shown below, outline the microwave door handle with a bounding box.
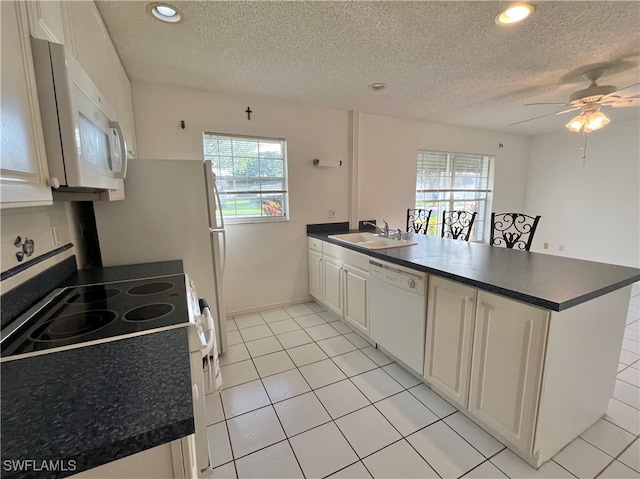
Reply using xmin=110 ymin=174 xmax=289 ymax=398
xmin=109 ymin=120 xmax=128 ymax=179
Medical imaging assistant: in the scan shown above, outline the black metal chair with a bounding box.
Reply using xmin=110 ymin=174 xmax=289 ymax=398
xmin=407 ymin=208 xmax=432 ymax=235
xmin=441 ymin=210 xmax=477 ymax=241
xmin=490 ymin=213 xmax=541 ymax=251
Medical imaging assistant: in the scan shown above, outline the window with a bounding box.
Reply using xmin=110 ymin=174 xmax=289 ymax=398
xmin=203 ymin=133 xmax=289 ymax=223
xmin=415 ymin=150 xmax=493 ymax=241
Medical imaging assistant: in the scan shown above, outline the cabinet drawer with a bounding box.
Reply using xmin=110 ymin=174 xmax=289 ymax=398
xmin=323 ymin=242 xmax=369 ymax=270
xmin=308 ymin=237 xmax=323 ymax=253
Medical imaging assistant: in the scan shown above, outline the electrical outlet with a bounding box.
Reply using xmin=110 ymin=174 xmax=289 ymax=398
xmin=559 ymin=244 xmax=565 ymax=252
xmin=543 ymin=242 xmax=549 ymax=250
xmin=328 ymin=210 xmax=336 ymax=218
xmin=51 ymin=226 xmax=60 ymax=246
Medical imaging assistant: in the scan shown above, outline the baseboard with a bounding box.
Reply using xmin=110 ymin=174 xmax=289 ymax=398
xmin=227 ymin=295 xmax=315 ymax=318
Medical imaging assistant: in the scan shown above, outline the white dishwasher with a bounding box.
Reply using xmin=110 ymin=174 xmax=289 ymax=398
xmin=368 ymin=259 xmax=428 ymax=375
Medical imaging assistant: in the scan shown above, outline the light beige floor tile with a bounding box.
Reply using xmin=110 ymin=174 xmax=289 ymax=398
xmin=326 ymin=461 xmax=371 ymax=478
xmin=344 ymin=332 xmax=372 ymax=349
xmin=580 ymin=418 xmax=636 ymax=457
xmin=238 ymin=324 xmax=274 ymax=342
xmin=550 ymin=437 xmax=612 ymax=478
xmin=287 ymin=342 xmax=328 ymax=367
xmin=407 ymin=421 xmax=485 ymax=478
xmin=382 ymin=362 xmax=422 ymax=388
xmin=317 ymin=335 xmax=357 ymax=357
xmin=620 ymin=349 xmax=640 ymax=365
xmin=244 ymin=336 xmax=283 ymax=358
xmin=211 ymin=461 xmax=236 ymax=479
xmin=408 ymin=384 xmax=457 ymax=418
xmin=221 ymin=379 xmax=270 ymax=418
xmin=331 ymin=320 xmax=354 ymax=334
xmin=444 ymin=412 xmax=504 ymax=458
xmin=207 ymin=421 xmax=233 ymax=468
xmin=262 ymin=368 xmax=311 ymax=403
xmin=284 ymin=303 xmax=315 ymax=318
xmin=331 ymin=350 xmax=378 ymax=377
xmin=375 ymin=390 xmax=439 ymax=436
xmin=490 ymin=449 xmax=575 ymax=478
xmin=260 ymin=308 xmax=291 ymax=323
xmin=274 ymin=391 xmax=332 ymax=436
xmin=606 ymin=398 xmax=640 ymax=434
xmin=235 ymin=440 xmax=303 ymax=479
xmin=226 ymin=330 xmax=243 ymax=346
xmin=618 ymin=438 xmax=640 ymax=473
xmin=618 ymin=367 xmax=640 ymax=387
xmin=206 ymin=392 xmax=225 ymax=425
xmin=462 ymin=461 xmax=509 ymax=478
xmin=289 ymin=422 xmax=358 ymax=478
xmin=299 ymin=358 xmax=347 ymax=389
xmin=305 ymin=301 xmax=325 ymax=313
xmin=598 ymin=460 xmax=639 ymax=479
xmin=361 ymin=346 xmax=394 ymax=366
xmin=318 ymin=310 xmax=342 ymax=323
xmin=234 ymin=314 xmax=265 ymax=330
xmin=252 ymin=350 xmax=295 ymax=377
xmin=218 ymin=343 xmax=250 ymax=366
xmin=276 ymin=329 xmax=314 ymax=349
xmin=351 ymin=368 xmax=404 ymax=403
xmin=226 ymin=319 xmax=238 ymax=332
xmin=305 ymin=323 xmax=341 ymax=341
xmin=220 ymin=360 xmax=259 ymax=389
xmin=268 ymin=318 xmax=301 ymax=335
xmin=363 ymin=439 xmax=439 ymax=478
xmin=315 ymin=379 xmax=371 ymax=419
xmin=335 ymin=405 xmax=402 ymax=458
xmin=293 ymin=313 xmax=327 ymax=329
xmin=226 ymin=406 xmax=286 ymax=458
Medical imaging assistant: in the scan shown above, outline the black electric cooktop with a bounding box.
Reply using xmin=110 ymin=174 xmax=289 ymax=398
xmin=1 ymin=274 xmax=189 ymax=358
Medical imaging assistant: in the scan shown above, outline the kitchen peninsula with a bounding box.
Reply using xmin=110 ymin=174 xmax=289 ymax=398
xmin=307 ymin=223 xmax=640 ymax=468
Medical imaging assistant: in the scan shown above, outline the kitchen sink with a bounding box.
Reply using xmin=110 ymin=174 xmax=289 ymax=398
xmin=328 ymin=232 xmax=417 ymax=249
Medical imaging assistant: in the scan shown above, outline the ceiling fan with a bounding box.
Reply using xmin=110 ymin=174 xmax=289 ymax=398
xmin=512 ymin=68 xmax=640 ymax=133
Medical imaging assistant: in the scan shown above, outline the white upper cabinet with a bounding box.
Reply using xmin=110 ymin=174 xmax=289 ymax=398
xmin=25 ymin=0 xmax=66 ymax=44
xmin=1 ymin=1 xmax=53 ymax=208
xmin=64 ymin=1 xmax=137 ymax=159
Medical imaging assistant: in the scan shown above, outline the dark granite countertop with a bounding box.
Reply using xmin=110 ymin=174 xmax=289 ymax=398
xmin=1 ymin=260 xmax=194 ymax=478
xmin=308 ymin=228 xmax=640 ymax=311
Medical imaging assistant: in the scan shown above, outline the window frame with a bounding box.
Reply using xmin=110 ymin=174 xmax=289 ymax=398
xmin=203 ymin=132 xmax=290 ymax=225
xmin=415 ymin=149 xmax=494 ymax=242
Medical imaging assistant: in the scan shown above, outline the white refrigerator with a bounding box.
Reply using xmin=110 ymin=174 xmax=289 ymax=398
xmin=92 ymin=158 xmax=227 ymax=355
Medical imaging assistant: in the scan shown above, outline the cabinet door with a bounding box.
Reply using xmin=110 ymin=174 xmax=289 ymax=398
xmin=1 ymin=1 xmax=53 ymax=208
xmin=468 ymin=291 xmax=548 ymax=454
xmin=424 ymin=276 xmax=476 ymax=408
xmin=26 ymin=0 xmax=65 ymax=44
xmin=343 ymin=264 xmax=368 ymax=335
xmin=322 ymin=256 xmax=342 ymax=317
xmin=309 ymin=249 xmax=323 ymax=301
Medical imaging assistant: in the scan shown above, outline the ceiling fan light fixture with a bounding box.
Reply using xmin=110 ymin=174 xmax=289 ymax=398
xmin=566 ymin=115 xmax=586 ymax=133
xmin=495 ymin=3 xmax=535 ymax=25
xmin=146 ymin=2 xmax=183 ymax=23
xmin=584 ymin=111 xmax=610 ymax=132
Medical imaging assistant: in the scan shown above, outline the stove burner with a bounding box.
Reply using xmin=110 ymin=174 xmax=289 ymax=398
xmin=30 ymin=311 xmax=117 ymax=342
xmin=67 ymin=288 xmax=121 ymax=304
xmin=127 ymin=282 xmax=175 ymax=296
xmin=123 ymin=303 xmax=175 ymax=322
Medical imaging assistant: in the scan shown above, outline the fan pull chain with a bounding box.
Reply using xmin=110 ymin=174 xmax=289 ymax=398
xmin=580 ymin=131 xmax=589 ymax=166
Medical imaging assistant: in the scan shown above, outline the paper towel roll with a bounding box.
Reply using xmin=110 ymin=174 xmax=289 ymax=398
xmin=313 ymin=159 xmax=342 ymax=167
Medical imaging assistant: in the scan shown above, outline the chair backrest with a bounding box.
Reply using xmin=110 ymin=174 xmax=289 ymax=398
xmin=490 ymin=213 xmax=541 ymax=251
xmin=407 ymin=208 xmax=432 ymax=234
xmin=441 ymin=210 xmax=477 ymax=241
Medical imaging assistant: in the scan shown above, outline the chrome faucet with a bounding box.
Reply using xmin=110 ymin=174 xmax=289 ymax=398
xmin=363 ymin=220 xmax=390 ymax=237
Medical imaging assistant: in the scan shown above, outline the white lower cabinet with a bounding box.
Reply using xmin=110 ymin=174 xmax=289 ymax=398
xmin=322 ymin=255 xmax=343 ymax=316
xmin=468 ymin=290 xmax=549 ymax=455
xmin=342 ymin=263 xmax=368 ymax=334
xmin=308 ymin=249 xmax=323 ymax=302
xmin=424 ymin=276 xmax=476 ymax=409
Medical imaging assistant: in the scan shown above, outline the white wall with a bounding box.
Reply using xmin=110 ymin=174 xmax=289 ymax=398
xmin=525 ymin=119 xmax=640 ymax=268
xmin=131 ymin=82 xmax=349 ymax=315
xmin=357 ymin=113 xmax=532 ymax=237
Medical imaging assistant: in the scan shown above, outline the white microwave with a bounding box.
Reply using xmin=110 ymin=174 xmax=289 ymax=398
xmin=31 ymin=39 xmax=127 ymax=191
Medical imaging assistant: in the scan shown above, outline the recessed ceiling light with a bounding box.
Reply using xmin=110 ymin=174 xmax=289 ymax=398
xmin=495 ymin=3 xmax=535 ymax=25
xmin=146 ymin=2 xmax=183 ymax=24
xmin=367 ymin=83 xmax=388 ymax=92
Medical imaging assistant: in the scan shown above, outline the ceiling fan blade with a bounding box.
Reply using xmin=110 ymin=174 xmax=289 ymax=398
xmin=524 ymin=102 xmax=569 ymax=106
xmin=607 ymin=82 xmax=640 ymax=96
xmin=509 ymin=109 xmax=577 ymax=126
xmin=611 ymin=97 xmax=640 ymax=108
xmin=555 ymin=106 xmax=581 ymax=115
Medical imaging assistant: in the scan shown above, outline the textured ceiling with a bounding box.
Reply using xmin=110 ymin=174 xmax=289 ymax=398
xmin=95 ymin=1 xmax=640 ymax=136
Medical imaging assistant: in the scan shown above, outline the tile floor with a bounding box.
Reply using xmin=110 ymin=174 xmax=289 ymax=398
xmin=205 ymin=290 xmax=640 ymax=479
